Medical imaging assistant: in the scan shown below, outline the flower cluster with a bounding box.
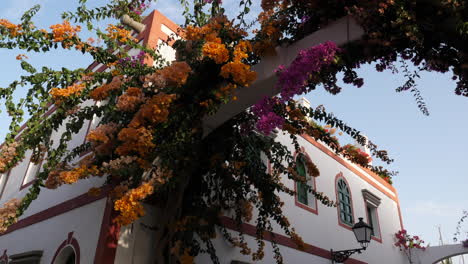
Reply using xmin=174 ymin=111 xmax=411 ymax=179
xmin=0 ymin=198 xmax=22 ymax=233
xmin=0 ymin=19 xmax=22 ymax=37
xmin=129 ymin=93 xmax=177 ymax=128
xmin=118 ymin=51 xmax=146 ymax=68
xmin=394 ymin=229 xmax=426 ymax=262
xmin=395 ymin=230 xmax=424 ymax=249
xmin=202 ymin=40 xmax=229 ymax=64
xmin=116 ymin=87 xmax=145 ymax=112
xmin=89 ymin=76 xmax=122 ymax=101
xmin=58 ymin=164 xmax=100 ymax=185
xmin=185 ymin=16 xmax=246 ymax=42
xmin=220 ymin=61 xmax=257 ymax=87
xmin=15 ymin=54 xmax=28 ymax=60
xmin=116 ymin=127 xmax=155 ymax=158
xmin=103 ymin=156 xmax=138 ymax=172
xmin=87 ymin=123 xmax=119 ymax=144
xmin=342 ymin=144 xmax=373 ymax=166
xmin=256 ymin=112 xmax=284 ymax=135
xmin=106 ymin=24 xmax=136 ymax=43
xmin=0 ymin=142 xmax=19 ymax=173
xmin=49 ymin=20 xmax=81 ymax=42
xmin=113 ymin=181 xmax=154 ymax=226
xmin=50 ymin=83 xmax=85 ymax=104
xmin=276 ymin=41 xmax=340 ymax=101
xmin=143 ymin=61 xmax=191 ymax=90
xmin=251 ymin=96 xmax=284 ymax=135
xmin=87 ymin=123 xmax=120 ymax=155
xmin=128 ymin=0 xmax=150 ymax=16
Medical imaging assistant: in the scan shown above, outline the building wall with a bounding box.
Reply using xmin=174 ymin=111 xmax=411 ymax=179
xmin=0 ymin=198 xmax=106 ymax=263
xmin=0 ymin=9 xmax=409 ymax=264
xmin=195 ymin=131 xmax=408 ymax=264
xmin=0 ymin=9 xmax=182 ymax=264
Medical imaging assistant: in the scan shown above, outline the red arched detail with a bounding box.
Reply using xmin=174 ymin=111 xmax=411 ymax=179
xmin=334 ymin=172 xmax=356 ymax=231
xmin=50 ymin=232 xmax=81 ymax=264
xmin=292 ymin=147 xmax=318 ymax=215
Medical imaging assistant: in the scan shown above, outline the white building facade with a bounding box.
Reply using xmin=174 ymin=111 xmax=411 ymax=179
xmin=0 ymin=10 xmax=410 ymax=264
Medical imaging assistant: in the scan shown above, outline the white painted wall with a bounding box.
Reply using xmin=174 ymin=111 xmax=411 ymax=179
xmin=0 ymin=198 xmax=106 ymax=263
xmin=194 ymin=131 xmax=408 ymax=264
xmin=196 ymin=229 xmax=332 ymax=264
xmin=115 ymin=204 xmax=158 ymax=264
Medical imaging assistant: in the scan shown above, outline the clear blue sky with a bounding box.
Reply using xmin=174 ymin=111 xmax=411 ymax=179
xmin=1 ymin=0 xmax=467 ymax=257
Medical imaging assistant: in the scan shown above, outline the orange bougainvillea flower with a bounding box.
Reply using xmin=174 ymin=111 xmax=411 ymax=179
xmin=116 ymin=127 xmax=155 ymax=157
xmin=113 ymin=181 xmax=154 ymax=226
xmin=142 ymin=61 xmax=192 ymax=90
xmin=49 ymin=20 xmax=81 ymax=42
xmin=15 ymin=54 xmax=28 ymax=60
xmin=0 ymin=19 xmax=22 ymax=37
xmin=116 ymin=87 xmax=145 ymax=112
xmin=56 ymin=164 xmax=100 ymax=185
xmin=50 ymin=83 xmax=85 ymax=104
xmin=220 ymin=61 xmax=257 ymax=87
xmin=87 ymin=123 xmax=119 ymax=144
xmin=106 ymin=24 xmax=136 ymax=43
xmin=0 ymin=198 xmax=22 ymax=233
xmin=0 ymin=141 xmax=19 ymax=173
xmin=233 ymin=40 xmax=252 ymax=62
xmin=202 ymin=40 xmax=230 ymax=64
xmin=159 ymin=61 xmax=192 ymax=88
xmin=89 ymin=76 xmax=122 ymax=101
xmin=129 ymin=93 xmax=177 ymax=128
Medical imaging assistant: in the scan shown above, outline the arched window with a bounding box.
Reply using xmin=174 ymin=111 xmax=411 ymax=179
xmin=54 ymin=246 xmax=76 ymax=264
xmin=337 ymin=177 xmax=353 ymax=226
xmin=295 ymin=154 xmax=316 ymax=209
xmin=51 ymin=232 xmax=80 ymax=264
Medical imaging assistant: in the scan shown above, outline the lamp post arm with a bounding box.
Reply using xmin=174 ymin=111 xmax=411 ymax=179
xmin=331 ymin=247 xmax=367 ymax=263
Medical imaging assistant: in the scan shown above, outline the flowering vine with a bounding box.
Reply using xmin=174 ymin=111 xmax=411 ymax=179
xmin=4 ymin=0 xmax=463 ymax=263
xmin=394 ymin=229 xmax=427 ymax=264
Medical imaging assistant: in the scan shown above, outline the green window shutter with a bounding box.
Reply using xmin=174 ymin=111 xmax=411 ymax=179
xmin=337 ymin=178 xmax=353 ymax=225
xmin=296 ymin=181 xmax=308 ymax=205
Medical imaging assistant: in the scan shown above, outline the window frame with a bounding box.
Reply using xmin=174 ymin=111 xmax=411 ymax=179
xmin=293 ymin=151 xmax=318 ymax=215
xmin=362 ymin=189 xmax=383 ymax=243
xmin=335 ymin=172 xmax=355 ymax=230
xmin=20 ymin=155 xmax=44 ymax=191
xmin=0 ymin=171 xmax=11 ymax=200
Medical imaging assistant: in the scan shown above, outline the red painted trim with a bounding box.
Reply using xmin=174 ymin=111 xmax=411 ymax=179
xmin=0 ymin=186 xmax=111 ymax=236
xmin=335 ymin=172 xmax=356 ymax=231
xmin=0 ymin=171 xmax=11 ymax=199
xmin=301 ymin=135 xmax=398 ymax=201
xmin=94 ymin=197 xmax=120 ymax=264
xmin=50 ymin=231 xmax=81 ymax=264
xmin=396 ymin=196 xmax=404 ymax=230
xmin=219 ymin=216 xmax=367 ymax=264
xmin=300 ymin=135 xmax=406 ymax=233
xmin=363 ymin=200 xmax=383 ymax=244
xmin=292 ymin=147 xmax=318 ymax=215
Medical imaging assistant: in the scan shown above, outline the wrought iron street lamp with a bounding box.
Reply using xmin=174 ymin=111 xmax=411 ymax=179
xmin=331 ymin=217 xmax=373 ymax=263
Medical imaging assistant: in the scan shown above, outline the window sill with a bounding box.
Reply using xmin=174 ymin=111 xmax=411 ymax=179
xmin=20 ymin=179 xmax=37 ymax=191
xmin=371 ymin=235 xmax=382 ymax=243
xmin=295 ymin=200 xmax=318 ymax=215
xmin=338 ymin=221 xmax=353 ymax=231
